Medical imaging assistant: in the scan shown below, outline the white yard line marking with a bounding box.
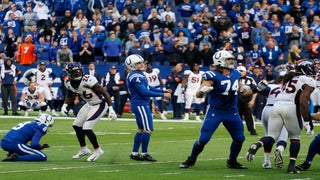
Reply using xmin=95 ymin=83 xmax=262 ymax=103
xmin=225 ymin=175 xmax=245 ymax=178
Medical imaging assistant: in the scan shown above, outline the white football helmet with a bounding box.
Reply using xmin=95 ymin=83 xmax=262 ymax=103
xmin=125 ymin=54 xmax=145 ymax=71
xmin=212 ymin=50 xmax=235 ymax=69
xmin=35 ymin=114 xmax=54 ymax=127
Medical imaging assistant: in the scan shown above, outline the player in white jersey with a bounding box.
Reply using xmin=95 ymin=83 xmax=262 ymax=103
xmin=25 ymin=61 xmax=57 ymax=116
xmin=18 ymin=82 xmax=47 ymax=116
xmin=61 ymin=62 xmax=117 ymax=162
xmin=181 ymin=64 xmax=204 ymax=121
xmin=246 ymin=61 xmax=317 ymax=173
xmin=144 ymin=62 xmax=167 ymax=120
xmin=242 ymin=72 xmax=288 ymax=169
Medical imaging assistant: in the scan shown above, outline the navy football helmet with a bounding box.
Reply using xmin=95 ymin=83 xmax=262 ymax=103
xmin=66 ymin=62 xmax=84 ymax=81
xmin=296 ymin=60 xmax=316 ymax=76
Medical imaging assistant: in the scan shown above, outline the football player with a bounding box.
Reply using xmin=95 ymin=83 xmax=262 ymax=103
xmin=25 ymin=61 xmax=58 ymax=116
xmin=143 ymin=62 xmax=167 ymax=120
xmin=246 ymin=60 xmax=316 ymax=173
xmin=181 ymin=63 xmax=204 ymax=121
xmin=1 ymin=114 xmax=54 ymax=161
xmin=18 ymin=82 xmax=47 ymax=116
xmin=61 ymin=62 xmax=117 ymax=162
xmin=179 ymin=50 xmax=247 ymax=169
xmin=126 ymin=54 xmax=171 ymax=161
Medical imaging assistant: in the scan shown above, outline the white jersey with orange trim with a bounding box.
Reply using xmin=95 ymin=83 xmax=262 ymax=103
xmin=184 ymin=70 xmax=204 ymax=95
xmin=144 ymin=68 xmax=162 ymax=87
xmin=64 ymin=75 xmax=102 ymax=106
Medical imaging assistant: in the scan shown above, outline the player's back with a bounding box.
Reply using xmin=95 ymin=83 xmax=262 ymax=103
xmin=127 ymin=71 xmax=150 ymax=104
xmin=205 ymin=69 xmax=240 ymax=111
xmin=276 ymin=75 xmax=316 ymax=102
xmin=265 ymin=84 xmax=281 ymax=105
xmin=2 ymin=121 xmax=46 ymax=144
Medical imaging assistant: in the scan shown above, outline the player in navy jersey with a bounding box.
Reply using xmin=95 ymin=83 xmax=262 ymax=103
xmin=125 ymin=54 xmax=171 ymax=161
xmin=179 ymin=50 xmax=247 ymax=169
xmin=1 ymin=114 xmax=54 ymax=161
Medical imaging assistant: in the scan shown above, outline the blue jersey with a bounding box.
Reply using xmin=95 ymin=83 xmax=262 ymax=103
xmin=204 ymin=69 xmax=240 ymax=111
xmin=2 ymin=121 xmax=47 ymax=150
xmin=127 ymin=71 xmax=164 ymax=105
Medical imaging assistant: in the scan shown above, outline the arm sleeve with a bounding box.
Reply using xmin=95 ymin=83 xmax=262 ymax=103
xmin=149 ymin=86 xmax=164 ymax=92
xmin=30 ymin=129 xmax=45 ymax=150
xmin=133 ymin=79 xmax=164 ymax=97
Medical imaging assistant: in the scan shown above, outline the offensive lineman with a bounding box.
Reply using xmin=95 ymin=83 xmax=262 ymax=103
xmin=61 ymin=62 xmax=117 ymax=162
xmin=179 ymin=50 xmax=247 ymax=169
xmin=246 ymin=61 xmax=316 ymax=173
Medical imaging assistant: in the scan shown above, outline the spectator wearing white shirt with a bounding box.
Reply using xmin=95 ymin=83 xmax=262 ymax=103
xmin=33 ymin=1 xmax=49 ymax=29
xmin=4 ymin=4 xmax=23 ymax=21
xmin=160 ymin=5 xmax=176 ymax=23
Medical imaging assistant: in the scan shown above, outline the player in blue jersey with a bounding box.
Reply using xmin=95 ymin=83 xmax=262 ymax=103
xmin=1 ymin=114 xmax=54 ymax=161
xmin=179 ymin=50 xmax=247 ymax=169
xmin=125 ymin=54 xmax=172 ymax=161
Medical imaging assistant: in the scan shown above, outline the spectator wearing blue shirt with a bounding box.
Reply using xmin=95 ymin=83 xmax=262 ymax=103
xmin=260 ymin=40 xmax=284 ymax=67
xmin=142 ymin=0 xmax=153 ymax=21
xmin=136 ymin=22 xmax=152 ymax=40
xmin=68 ymin=31 xmax=82 ymax=61
xmin=35 ymin=37 xmax=51 ymax=63
xmin=91 ymin=26 xmax=106 ymax=57
xmin=2 ymin=13 xmax=20 ymax=37
xmin=102 ymin=32 xmax=122 ymax=65
xmin=0 ymin=5 xmax=6 ymax=24
xmin=177 ymin=0 xmax=196 ymax=25
xmin=49 ymin=41 xmax=60 ymax=63
xmin=228 ymin=4 xmax=243 ymax=24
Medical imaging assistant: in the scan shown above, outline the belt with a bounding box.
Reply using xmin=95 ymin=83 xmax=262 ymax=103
xmin=266 ymin=104 xmax=273 ymax=106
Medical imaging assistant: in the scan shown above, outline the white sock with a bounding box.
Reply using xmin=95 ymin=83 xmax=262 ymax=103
xmin=264 ymin=153 xmax=270 ymax=162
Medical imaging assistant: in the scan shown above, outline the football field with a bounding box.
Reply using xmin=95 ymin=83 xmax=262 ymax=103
xmin=0 ymin=115 xmax=320 ymax=180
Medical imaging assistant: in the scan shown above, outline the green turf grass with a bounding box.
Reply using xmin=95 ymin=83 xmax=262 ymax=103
xmin=0 ymin=117 xmax=320 ymax=180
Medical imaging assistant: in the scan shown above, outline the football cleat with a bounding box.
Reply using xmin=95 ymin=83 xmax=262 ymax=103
xmin=130 ymin=154 xmax=143 ymax=161
xmin=274 ymin=149 xmax=283 ymax=168
xmin=141 ymin=154 xmax=157 ymax=161
xmin=262 ymin=161 xmax=272 ymax=169
xmin=295 ymin=161 xmax=311 ymax=171
xmin=179 ymin=156 xmax=196 ymax=168
xmin=245 ymin=143 xmax=260 ymax=163
xmin=287 ymin=164 xmax=300 ymax=174
xmin=2 ymin=153 xmax=19 ymax=161
xmin=195 ymin=116 xmax=202 ymax=122
xmin=160 ymin=113 xmax=167 ymax=120
xmin=227 ymin=160 xmax=248 ymax=169
xmin=87 ymin=148 xmax=104 ymax=162
xmin=72 ymin=147 xmax=91 ymax=159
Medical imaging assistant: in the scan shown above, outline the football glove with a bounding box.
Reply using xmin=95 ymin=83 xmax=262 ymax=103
xmin=239 ymin=85 xmax=251 ymax=93
xmin=256 ymin=81 xmax=268 ymax=92
xmin=42 ymin=144 xmax=50 ymax=149
xmin=31 ymin=101 xmax=39 ymax=108
xmin=25 ymin=99 xmax=31 ymax=107
xmin=61 ymin=104 xmax=69 ymax=116
xmin=108 ymin=106 xmax=117 ymax=120
xmin=199 ymin=86 xmax=214 ymax=95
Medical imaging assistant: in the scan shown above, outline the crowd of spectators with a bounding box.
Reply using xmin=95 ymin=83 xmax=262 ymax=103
xmin=0 ymin=0 xmax=319 ymax=120
xmin=0 ymin=0 xmax=319 ymax=76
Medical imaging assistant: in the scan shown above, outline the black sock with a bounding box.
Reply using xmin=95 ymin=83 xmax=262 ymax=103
xmin=73 ymin=126 xmax=86 ymax=147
